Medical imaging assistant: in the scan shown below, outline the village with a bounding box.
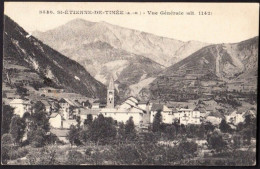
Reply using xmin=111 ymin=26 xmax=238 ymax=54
xmin=4 ymin=76 xmax=256 ymax=144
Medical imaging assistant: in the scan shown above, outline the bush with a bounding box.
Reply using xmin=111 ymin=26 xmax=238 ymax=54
xmin=26 ymin=145 xmax=59 ymax=165
xmin=66 ymin=150 xmax=84 ymax=165
xmin=2 ymin=133 xmax=13 ymax=145
xmin=177 ymin=141 xmax=198 ymax=158
xmin=11 ymin=146 xmax=29 ymax=160
xmin=115 ymin=144 xmax=140 ymax=164
xmin=29 ymin=128 xmax=46 ymax=148
xmin=207 ymin=131 xmax=227 ymax=152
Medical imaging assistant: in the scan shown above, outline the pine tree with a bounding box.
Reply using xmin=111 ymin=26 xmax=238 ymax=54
xmin=165 ymin=125 xmax=176 ymax=140
xmin=9 ymin=115 xmax=26 ymax=144
xmin=219 ymin=119 xmax=232 ymax=133
xmin=2 ymin=104 xmax=14 ymax=135
xmin=27 ymin=101 xmax=51 ymax=147
xmin=66 ymin=125 xmax=79 ymax=146
xmin=152 ymin=111 xmax=162 ymax=132
xmin=125 ymin=117 xmax=136 ymax=141
xmin=84 ymin=114 xmax=93 ymax=127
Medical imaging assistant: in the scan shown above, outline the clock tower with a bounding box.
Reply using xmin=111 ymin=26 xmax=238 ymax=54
xmin=107 ymin=76 xmax=115 ymax=108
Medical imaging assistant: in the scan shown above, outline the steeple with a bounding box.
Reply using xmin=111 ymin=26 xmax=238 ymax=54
xmin=108 ymin=76 xmax=115 ymax=90
xmin=107 ymin=76 xmax=115 ymax=108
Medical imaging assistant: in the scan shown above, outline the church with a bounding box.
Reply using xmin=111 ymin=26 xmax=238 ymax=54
xmin=99 ymin=77 xmax=151 ymax=128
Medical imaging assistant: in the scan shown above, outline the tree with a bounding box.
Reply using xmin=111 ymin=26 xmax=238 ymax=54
xmin=177 ymin=141 xmax=198 ymax=158
xmin=66 ymin=150 xmax=84 ymax=165
xmin=29 ymin=102 xmax=50 ymax=132
xmin=16 ymin=85 xmax=28 ymax=97
xmin=76 ymin=116 xmax=81 ymax=129
xmin=233 ymin=134 xmax=242 ymax=149
xmin=28 ymin=127 xmax=46 ymax=147
xmin=32 ymin=101 xmax=46 ymax=114
xmin=241 ymin=128 xmax=252 ymax=145
xmin=1 ymin=134 xmax=14 ymax=164
xmin=219 ymin=119 xmax=232 ymax=133
xmin=22 ymin=112 xmax=31 ymax=120
xmin=204 ymin=121 xmax=215 ymax=134
xmin=207 ymin=131 xmax=227 ymax=152
xmin=2 ymin=105 xmax=14 ymax=135
xmin=27 ymin=145 xmax=59 ymax=165
xmin=80 ymin=129 xmax=89 ymax=144
xmin=27 ymin=102 xmax=51 ymax=147
xmin=9 ymin=115 xmax=26 ymax=144
xmin=186 ymin=124 xmax=197 ymax=138
xmin=197 ymin=124 xmax=206 ymax=139
xmin=117 ymin=122 xmax=125 ymax=140
xmin=88 ymin=114 xmax=117 ymax=145
xmin=152 ymin=111 xmax=162 ymax=132
xmin=84 ymin=114 xmax=93 ymax=127
xmin=66 ymin=125 xmax=80 ymax=146
xmin=165 ymin=125 xmax=176 ymax=140
xmin=125 ymin=117 xmax=136 ymax=141
xmin=2 ymin=133 xmax=13 ymax=145
xmin=236 ymin=122 xmax=244 ymax=131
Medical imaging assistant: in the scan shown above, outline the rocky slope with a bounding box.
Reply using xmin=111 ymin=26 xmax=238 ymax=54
xmin=147 ymin=36 xmax=258 ymax=100
xmin=3 ymin=15 xmax=107 ymax=99
xmin=163 ymin=37 xmax=258 ymax=81
xmin=33 ymin=19 xmax=209 ymax=67
xmin=32 ymin=19 xmax=211 ymax=99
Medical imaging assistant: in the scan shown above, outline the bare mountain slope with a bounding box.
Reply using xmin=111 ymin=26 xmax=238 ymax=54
xmin=147 ymin=36 xmax=258 ymax=100
xmin=3 ymin=15 xmax=107 ymax=99
xmin=163 ymin=37 xmax=258 ymax=80
xmin=32 ymin=19 xmax=209 ymax=99
xmin=33 ymin=19 xmax=209 ymax=67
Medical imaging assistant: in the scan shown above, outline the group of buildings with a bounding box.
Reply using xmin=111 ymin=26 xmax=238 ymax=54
xmin=8 ymin=77 xmax=255 ymax=132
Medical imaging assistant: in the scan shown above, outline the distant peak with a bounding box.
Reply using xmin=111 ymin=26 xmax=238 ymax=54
xmin=98 ymin=21 xmax=112 ymax=26
xmin=65 ymin=18 xmax=96 ymax=26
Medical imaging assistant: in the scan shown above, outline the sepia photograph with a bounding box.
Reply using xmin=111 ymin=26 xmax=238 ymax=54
xmin=1 ymin=2 xmax=259 ymax=165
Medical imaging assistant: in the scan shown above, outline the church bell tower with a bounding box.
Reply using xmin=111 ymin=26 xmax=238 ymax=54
xmin=107 ymin=76 xmax=115 ymax=108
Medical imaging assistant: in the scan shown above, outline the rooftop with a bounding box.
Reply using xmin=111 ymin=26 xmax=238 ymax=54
xmin=50 ymin=128 xmax=69 ymax=137
xmin=9 ymin=99 xmax=30 ymax=105
xmin=80 ymin=108 xmax=100 ymax=115
xmin=59 ymin=98 xmax=81 ymax=107
xmin=50 ymin=113 xmax=60 ymax=118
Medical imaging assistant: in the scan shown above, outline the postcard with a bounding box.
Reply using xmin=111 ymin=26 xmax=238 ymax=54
xmin=2 ymin=2 xmax=258 ymax=165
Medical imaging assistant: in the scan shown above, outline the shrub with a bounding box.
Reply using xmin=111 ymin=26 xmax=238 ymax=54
xmin=177 ymin=141 xmax=198 ymax=158
xmin=2 ymin=133 xmax=13 ymax=145
xmin=26 ymin=145 xmax=59 ymax=165
xmin=207 ymin=131 xmax=227 ymax=152
xmin=66 ymin=150 xmax=84 ymax=165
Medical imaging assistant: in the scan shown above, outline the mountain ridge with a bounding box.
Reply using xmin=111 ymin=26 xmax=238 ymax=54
xmin=3 ymin=15 xmax=107 ymax=100
xmin=146 ymin=36 xmax=258 ymax=101
xmin=32 ymin=18 xmax=210 ymax=67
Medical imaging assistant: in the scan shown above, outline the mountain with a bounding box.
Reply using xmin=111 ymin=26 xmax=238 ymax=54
xmin=34 ymin=19 xmax=181 ymax=99
xmin=65 ymin=40 xmax=164 ymax=99
xmin=3 ymin=15 xmax=107 ymax=100
xmin=163 ymin=37 xmax=258 ymax=81
xmin=147 ymin=36 xmax=258 ymax=100
xmin=33 ymin=19 xmax=209 ymax=67
xmin=32 ymin=19 xmax=209 ymax=99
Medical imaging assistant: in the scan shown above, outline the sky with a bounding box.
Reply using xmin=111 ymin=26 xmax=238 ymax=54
xmin=4 ymin=2 xmax=259 ymax=44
